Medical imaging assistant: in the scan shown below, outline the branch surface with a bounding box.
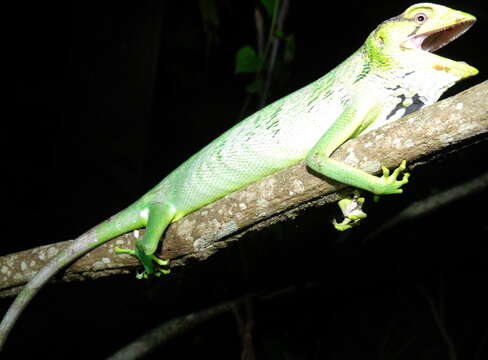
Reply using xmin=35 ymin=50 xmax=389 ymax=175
xmin=1 ymin=80 xmax=487 ymax=297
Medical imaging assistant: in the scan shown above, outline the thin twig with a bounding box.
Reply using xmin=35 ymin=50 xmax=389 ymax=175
xmin=260 ymin=0 xmax=290 ymax=107
xmin=106 ymin=286 xmax=298 ymax=360
xmin=365 ymin=171 xmax=488 ymax=241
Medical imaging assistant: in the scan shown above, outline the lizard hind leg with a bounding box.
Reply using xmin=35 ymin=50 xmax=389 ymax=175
xmin=115 ymin=201 xmax=176 ymax=278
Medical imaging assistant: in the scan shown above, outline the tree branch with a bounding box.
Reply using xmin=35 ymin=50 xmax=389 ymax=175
xmin=365 ymin=171 xmax=488 ymax=241
xmin=1 ymin=80 xmax=487 ymax=297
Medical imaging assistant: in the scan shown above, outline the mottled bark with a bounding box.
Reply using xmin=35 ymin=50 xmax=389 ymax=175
xmin=1 ymin=80 xmax=486 ymax=297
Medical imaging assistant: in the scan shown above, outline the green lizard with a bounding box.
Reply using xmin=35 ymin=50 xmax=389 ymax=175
xmin=0 ymin=3 xmax=478 ymax=349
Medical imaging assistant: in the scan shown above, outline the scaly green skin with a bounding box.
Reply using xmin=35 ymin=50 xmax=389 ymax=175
xmin=0 ymin=3 xmax=478 ymax=349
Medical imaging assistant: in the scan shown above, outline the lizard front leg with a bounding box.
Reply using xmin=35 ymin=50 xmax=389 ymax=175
xmin=306 ymin=101 xmax=409 ymax=229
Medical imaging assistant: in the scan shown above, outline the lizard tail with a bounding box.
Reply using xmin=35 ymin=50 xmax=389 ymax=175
xmin=0 ymin=203 xmax=145 ymax=351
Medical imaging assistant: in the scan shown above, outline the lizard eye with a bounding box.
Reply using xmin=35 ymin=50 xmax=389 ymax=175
xmin=414 ymin=12 xmax=428 ymax=25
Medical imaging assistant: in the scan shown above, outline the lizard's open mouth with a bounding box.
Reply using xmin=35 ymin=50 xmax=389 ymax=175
xmin=402 ymin=19 xmax=475 ymax=52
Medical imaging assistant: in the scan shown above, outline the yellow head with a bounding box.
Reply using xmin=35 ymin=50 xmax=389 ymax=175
xmin=367 ymin=3 xmax=478 ymax=79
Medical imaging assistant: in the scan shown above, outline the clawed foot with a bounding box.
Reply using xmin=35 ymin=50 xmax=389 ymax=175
xmin=115 ymin=246 xmax=170 ymax=279
xmin=333 ymin=161 xmax=410 ymax=230
xmin=375 ymin=160 xmax=410 ymax=196
xmin=333 ymin=191 xmax=367 ymax=231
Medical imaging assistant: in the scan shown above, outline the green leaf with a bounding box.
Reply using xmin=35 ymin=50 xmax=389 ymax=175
xmin=261 ymin=0 xmax=276 ymax=19
xmin=235 ymin=46 xmax=263 ymax=74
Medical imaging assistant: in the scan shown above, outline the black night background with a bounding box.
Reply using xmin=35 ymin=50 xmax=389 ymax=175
xmin=5 ymin=0 xmax=488 ymax=358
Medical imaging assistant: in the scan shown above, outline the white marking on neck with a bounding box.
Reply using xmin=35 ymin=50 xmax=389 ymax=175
xmin=140 ymin=208 xmax=149 ymax=220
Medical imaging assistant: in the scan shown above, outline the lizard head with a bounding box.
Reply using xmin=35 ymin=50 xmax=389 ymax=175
xmin=369 ymin=3 xmax=478 ymax=79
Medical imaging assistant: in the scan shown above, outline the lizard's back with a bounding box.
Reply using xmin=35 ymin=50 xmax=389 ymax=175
xmin=147 ymin=54 xmax=361 ymax=220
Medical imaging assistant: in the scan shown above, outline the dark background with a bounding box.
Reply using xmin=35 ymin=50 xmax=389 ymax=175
xmin=5 ymin=0 xmax=488 ymax=358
